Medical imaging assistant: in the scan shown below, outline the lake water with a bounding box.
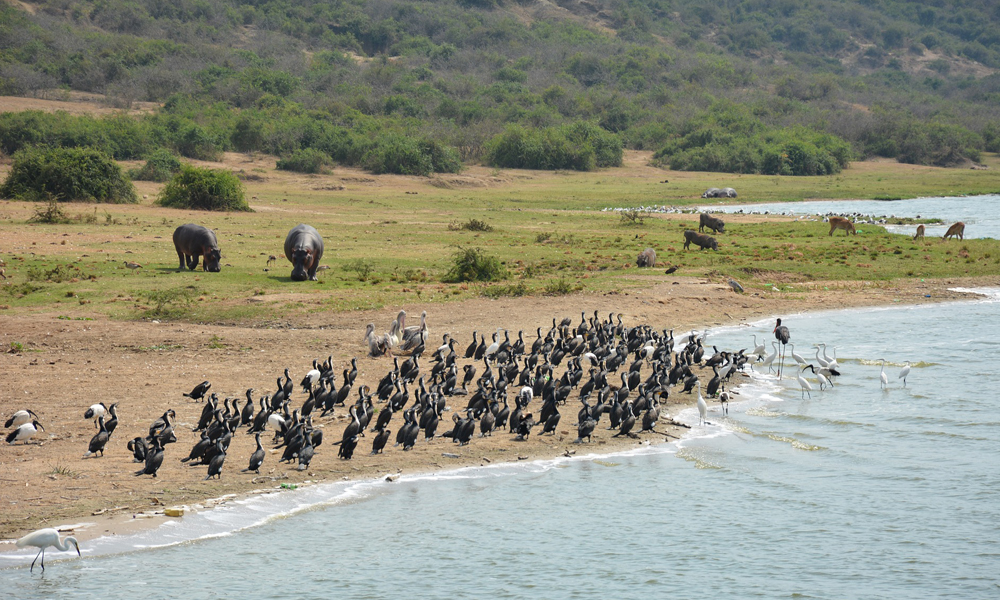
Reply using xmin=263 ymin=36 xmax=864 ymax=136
xmin=699 ymin=194 xmax=1000 ymax=239
xmin=3 ymin=290 xmax=999 ymax=599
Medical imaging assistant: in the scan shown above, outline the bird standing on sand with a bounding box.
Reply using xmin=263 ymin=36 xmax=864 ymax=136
xmin=16 ymin=528 xmax=81 ymax=573
xmin=6 ymin=420 xmax=44 ymax=445
xmin=5 ymin=409 xmax=39 ymax=429
xmin=84 ymin=402 xmax=107 ymax=428
xmin=124 ymin=260 xmax=142 ymax=273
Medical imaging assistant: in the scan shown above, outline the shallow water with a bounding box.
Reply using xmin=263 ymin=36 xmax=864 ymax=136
xmin=3 ymin=291 xmax=1000 ymax=599
xmin=699 ymin=194 xmax=1000 ymax=239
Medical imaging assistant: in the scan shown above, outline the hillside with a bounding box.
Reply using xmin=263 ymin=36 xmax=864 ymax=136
xmin=1 ymin=0 xmax=999 ymax=173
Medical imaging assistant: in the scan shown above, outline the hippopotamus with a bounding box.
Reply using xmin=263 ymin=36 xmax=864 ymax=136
xmin=172 ymin=224 xmax=221 ymax=272
xmin=699 ymin=213 xmax=726 ymax=234
xmin=683 ymin=230 xmax=718 ymax=251
xmin=284 ymin=224 xmax=324 ymax=281
xmin=701 ymin=188 xmax=721 ymax=199
xmin=636 ymin=248 xmax=656 ymax=268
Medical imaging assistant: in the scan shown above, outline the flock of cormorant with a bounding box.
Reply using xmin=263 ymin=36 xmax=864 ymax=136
xmin=6 ymin=311 xmax=824 ymax=486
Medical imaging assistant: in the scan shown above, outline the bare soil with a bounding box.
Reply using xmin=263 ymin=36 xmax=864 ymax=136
xmin=1 ymin=273 xmax=987 ymax=543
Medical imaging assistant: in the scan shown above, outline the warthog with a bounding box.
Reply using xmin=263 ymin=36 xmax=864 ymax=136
xmin=913 ymin=224 xmax=925 ymax=240
xmin=828 ymin=216 xmax=856 ymax=236
xmin=636 ymin=248 xmax=656 ymax=268
xmin=942 ymin=222 xmax=965 ymax=240
xmin=699 ymin=213 xmax=726 ymax=234
xmin=683 ymin=230 xmax=718 ymax=251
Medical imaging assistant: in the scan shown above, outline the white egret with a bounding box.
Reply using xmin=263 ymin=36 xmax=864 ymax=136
xmin=16 ymin=528 xmax=80 ymax=573
xmin=878 ymin=358 xmax=888 ymax=389
xmin=797 ymin=365 xmax=814 ymax=399
xmin=898 ymin=361 xmax=911 ymax=387
xmin=696 ymin=381 xmax=708 ymax=425
xmin=761 ymin=342 xmax=779 ymax=373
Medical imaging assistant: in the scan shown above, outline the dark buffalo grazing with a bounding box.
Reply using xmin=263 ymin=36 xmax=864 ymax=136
xmin=683 ymin=230 xmax=718 ymax=251
xmin=699 ymin=213 xmax=726 ymax=234
xmin=636 ymin=248 xmax=656 ymax=268
xmin=284 ymin=224 xmax=324 ymax=281
xmin=172 ymin=224 xmax=221 ymax=272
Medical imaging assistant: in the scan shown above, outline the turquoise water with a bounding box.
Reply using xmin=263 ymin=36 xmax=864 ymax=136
xmin=3 ymin=291 xmax=1000 ymax=598
xmin=699 ymin=194 xmax=1000 ymax=239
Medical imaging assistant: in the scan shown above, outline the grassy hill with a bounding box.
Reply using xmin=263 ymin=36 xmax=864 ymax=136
xmin=1 ymin=0 xmax=1000 ymax=173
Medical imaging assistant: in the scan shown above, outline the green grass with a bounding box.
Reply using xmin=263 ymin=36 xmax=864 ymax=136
xmin=1 ymin=158 xmax=998 ymax=324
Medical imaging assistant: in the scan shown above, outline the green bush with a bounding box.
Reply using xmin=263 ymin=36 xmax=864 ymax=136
xmin=129 ymin=149 xmax=182 ymax=182
xmin=276 ymin=148 xmax=332 ymax=174
xmin=362 ymin=135 xmax=461 ymax=176
xmin=443 ymin=247 xmax=507 ymax=283
xmin=0 ymin=147 xmax=138 ymax=203
xmin=654 ymin=103 xmax=852 ymax=176
xmin=157 ymin=165 xmax=251 ymax=212
xmin=485 ymin=123 xmax=622 ymax=171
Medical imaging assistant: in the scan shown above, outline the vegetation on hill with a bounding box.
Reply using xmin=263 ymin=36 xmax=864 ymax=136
xmin=0 ymin=0 xmax=999 ymax=173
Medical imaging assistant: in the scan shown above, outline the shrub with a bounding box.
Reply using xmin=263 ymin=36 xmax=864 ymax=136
xmin=443 ymin=247 xmax=507 ymax=283
xmin=485 ymin=122 xmax=622 ymax=171
xmin=343 ymin=258 xmax=375 ymax=281
xmin=0 ymin=147 xmax=138 ymax=203
xmin=129 ymin=149 xmax=182 ymax=182
xmin=362 ymin=135 xmax=462 ymax=176
xmin=276 ymin=148 xmax=332 ymax=174
xmin=448 ymin=218 xmax=494 ymax=232
xmin=28 ymin=196 xmax=71 ymax=224
xmin=157 ymin=165 xmax=251 ymax=212
xmin=654 ymin=103 xmax=852 ymax=176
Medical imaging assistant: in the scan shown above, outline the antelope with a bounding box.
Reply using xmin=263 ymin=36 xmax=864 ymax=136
xmin=827 ymin=216 xmax=856 ymax=236
xmin=913 ymin=224 xmax=925 ymax=240
xmin=942 ymin=222 xmax=965 ymax=241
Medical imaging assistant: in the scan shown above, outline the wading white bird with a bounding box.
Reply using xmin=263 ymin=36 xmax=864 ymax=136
xmin=16 ymin=528 xmax=81 ymax=573
xmin=898 ymin=361 xmax=911 ymax=387
xmin=696 ymin=381 xmax=708 ymax=425
xmin=878 ymin=358 xmax=888 ymax=389
xmin=761 ymin=342 xmax=779 ymax=373
xmin=797 ymin=365 xmax=814 ymax=399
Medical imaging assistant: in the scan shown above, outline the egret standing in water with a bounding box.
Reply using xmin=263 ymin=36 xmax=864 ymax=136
xmin=878 ymin=359 xmax=888 ymax=389
xmin=898 ymin=361 xmax=911 ymax=387
xmin=696 ymin=381 xmax=708 ymax=425
xmin=797 ymin=365 xmax=814 ymax=399
xmin=16 ymin=528 xmax=80 ymax=573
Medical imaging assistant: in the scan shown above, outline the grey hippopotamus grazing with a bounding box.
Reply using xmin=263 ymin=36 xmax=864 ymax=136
xmin=284 ymin=224 xmax=324 ymax=281
xmin=173 ymin=224 xmax=222 ymax=272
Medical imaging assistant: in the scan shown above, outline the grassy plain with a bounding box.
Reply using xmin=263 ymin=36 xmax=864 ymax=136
xmin=1 ymin=150 xmax=998 ymax=326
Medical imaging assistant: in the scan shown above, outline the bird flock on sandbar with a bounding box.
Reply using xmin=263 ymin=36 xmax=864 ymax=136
xmin=7 ymin=310 xmax=915 ymax=572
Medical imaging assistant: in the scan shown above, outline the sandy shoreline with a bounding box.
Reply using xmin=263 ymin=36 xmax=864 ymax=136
xmin=1 ymin=275 xmax=995 ymax=550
